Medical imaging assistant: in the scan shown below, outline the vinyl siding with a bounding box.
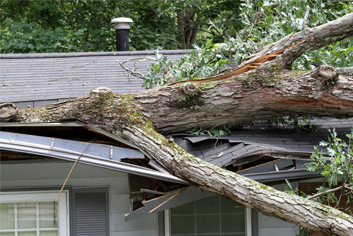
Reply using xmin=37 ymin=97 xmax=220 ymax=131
xmin=0 ymin=160 xmax=158 ymax=236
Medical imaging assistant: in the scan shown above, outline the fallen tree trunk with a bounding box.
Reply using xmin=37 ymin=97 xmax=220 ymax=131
xmin=7 ymin=13 xmax=353 ymax=236
xmin=134 ymin=64 xmax=353 ymax=133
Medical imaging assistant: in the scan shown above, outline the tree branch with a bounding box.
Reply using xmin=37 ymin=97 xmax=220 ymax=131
xmin=194 ymin=5 xmax=224 ymax=37
xmin=116 ymin=57 xmax=158 ymax=80
xmin=307 ymin=184 xmax=349 ymax=200
xmin=346 ymin=185 xmax=353 ymax=192
xmin=240 ymin=13 xmax=353 ymax=69
xmin=302 ymin=5 xmax=310 ymax=31
xmin=337 ymin=67 xmax=353 ymax=76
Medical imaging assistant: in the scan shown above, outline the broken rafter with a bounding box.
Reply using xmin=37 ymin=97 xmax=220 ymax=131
xmin=140 ymin=188 xmax=166 ymax=195
xmin=149 ymin=186 xmax=189 ymax=213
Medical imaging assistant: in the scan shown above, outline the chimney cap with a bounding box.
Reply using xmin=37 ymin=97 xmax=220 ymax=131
xmin=111 ymin=17 xmax=133 ymax=30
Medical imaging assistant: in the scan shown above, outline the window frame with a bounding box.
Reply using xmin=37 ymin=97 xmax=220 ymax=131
xmin=164 ymin=197 xmax=252 ymax=236
xmin=0 ymin=190 xmax=70 ymax=236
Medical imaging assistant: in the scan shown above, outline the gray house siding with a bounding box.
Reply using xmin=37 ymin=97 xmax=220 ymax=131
xmin=0 ymin=160 xmax=159 ymax=236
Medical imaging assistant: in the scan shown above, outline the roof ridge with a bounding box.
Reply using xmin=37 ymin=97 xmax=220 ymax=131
xmin=0 ymin=49 xmax=191 ymax=59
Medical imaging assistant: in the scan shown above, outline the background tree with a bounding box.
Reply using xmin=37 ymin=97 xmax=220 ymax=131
xmin=0 ymin=0 xmax=241 ymax=52
xmin=1 ymin=0 xmax=117 ymax=52
xmin=1 ymin=0 xmax=351 ymax=58
xmin=161 ymin=0 xmax=242 ymax=49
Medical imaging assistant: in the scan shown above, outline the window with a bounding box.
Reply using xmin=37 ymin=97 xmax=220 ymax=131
xmin=0 ymin=191 xmax=69 ymax=236
xmin=168 ymin=195 xmax=248 ymax=236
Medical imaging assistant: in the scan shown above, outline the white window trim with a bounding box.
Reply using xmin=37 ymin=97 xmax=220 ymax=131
xmin=164 ymin=205 xmax=252 ymax=236
xmin=0 ymin=190 xmax=70 ymax=236
xmin=245 ymin=207 xmax=252 ymax=236
xmin=164 ymin=209 xmax=171 ymax=236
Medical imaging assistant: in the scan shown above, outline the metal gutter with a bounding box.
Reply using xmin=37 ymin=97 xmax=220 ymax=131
xmin=0 ymin=121 xmax=172 ymax=175
xmin=0 ymin=121 xmax=153 ymax=159
xmin=0 ymin=122 xmax=85 ymax=127
xmin=0 ymin=131 xmax=144 ymax=161
xmin=0 ymin=131 xmax=189 ymax=185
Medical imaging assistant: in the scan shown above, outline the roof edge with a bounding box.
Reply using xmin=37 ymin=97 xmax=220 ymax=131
xmin=0 ymin=49 xmax=191 ymax=59
xmin=0 ymin=131 xmax=189 ymax=185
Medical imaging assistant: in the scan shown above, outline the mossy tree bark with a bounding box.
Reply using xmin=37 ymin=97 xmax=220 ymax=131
xmin=9 ymin=13 xmax=353 ymax=236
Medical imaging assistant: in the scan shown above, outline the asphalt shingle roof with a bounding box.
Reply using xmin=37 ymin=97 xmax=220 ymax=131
xmin=0 ymin=50 xmax=189 ymax=108
xmin=173 ymin=118 xmax=353 ymax=168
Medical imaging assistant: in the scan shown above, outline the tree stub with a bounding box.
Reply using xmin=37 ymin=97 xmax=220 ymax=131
xmin=0 ymin=103 xmax=19 ymax=122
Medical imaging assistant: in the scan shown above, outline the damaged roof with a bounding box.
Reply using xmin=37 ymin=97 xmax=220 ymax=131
xmin=1 ymin=50 xmax=352 ymax=180
xmin=2 ymin=50 xmax=352 ymax=172
xmin=0 ymin=121 xmax=188 ymax=185
xmin=173 ymin=118 xmax=352 ymax=179
xmin=1 ymin=50 xmax=353 ymax=221
xmin=125 ymin=119 xmax=353 ymax=221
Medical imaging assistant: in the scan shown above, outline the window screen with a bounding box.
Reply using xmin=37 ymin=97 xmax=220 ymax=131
xmin=171 ymin=195 xmax=245 ymax=236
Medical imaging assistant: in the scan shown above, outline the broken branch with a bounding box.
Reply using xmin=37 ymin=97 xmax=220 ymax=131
xmin=56 ymin=137 xmax=97 ymax=201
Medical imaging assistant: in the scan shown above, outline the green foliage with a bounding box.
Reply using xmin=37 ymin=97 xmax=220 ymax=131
xmin=0 ymin=0 xmax=181 ymax=53
xmin=148 ymin=0 xmax=242 ymax=47
xmin=143 ymin=40 xmax=234 ymax=88
xmin=217 ymin=0 xmax=353 ymax=69
xmin=1 ymin=19 xmax=86 ymax=53
xmin=237 ymin=0 xmax=353 ymax=69
xmin=0 ymin=0 xmax=243 ymax=53
xmin=285 ymin=128 xmax=353 ymax=235
xmin=2 ymin=0 xmax=351 ymax=73
xmin=284 ymin=179 xmax=299 ymax=195
xmin=192 ymin=0 xmax=243 ymax=46
xmin=306 ymin=128 xmax=353 ymax=191
xmin=286 ymin=128 xmax=353 ymax=235
xmin=143 ymin=0 xmax=352 ymax=88
xmin=190 ymin=125 xmax=232 ymax=137
xmin=267 ymin=115 xmax=318 ymax=131
xmin=0 ymin=0 xmax=117 ymax=53
xmin=119 ymin=0 xmax=181 ymax=50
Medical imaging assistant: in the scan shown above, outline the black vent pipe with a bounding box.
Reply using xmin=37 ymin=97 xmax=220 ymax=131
xmin=111 ymin=17 xmax=133 ymax=51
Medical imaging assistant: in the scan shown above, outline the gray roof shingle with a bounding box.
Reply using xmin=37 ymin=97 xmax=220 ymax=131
xmin=0 ymin=50 xmax=189 ymax=106
xmin=173 ymin=118 xmax=353 ymax=168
